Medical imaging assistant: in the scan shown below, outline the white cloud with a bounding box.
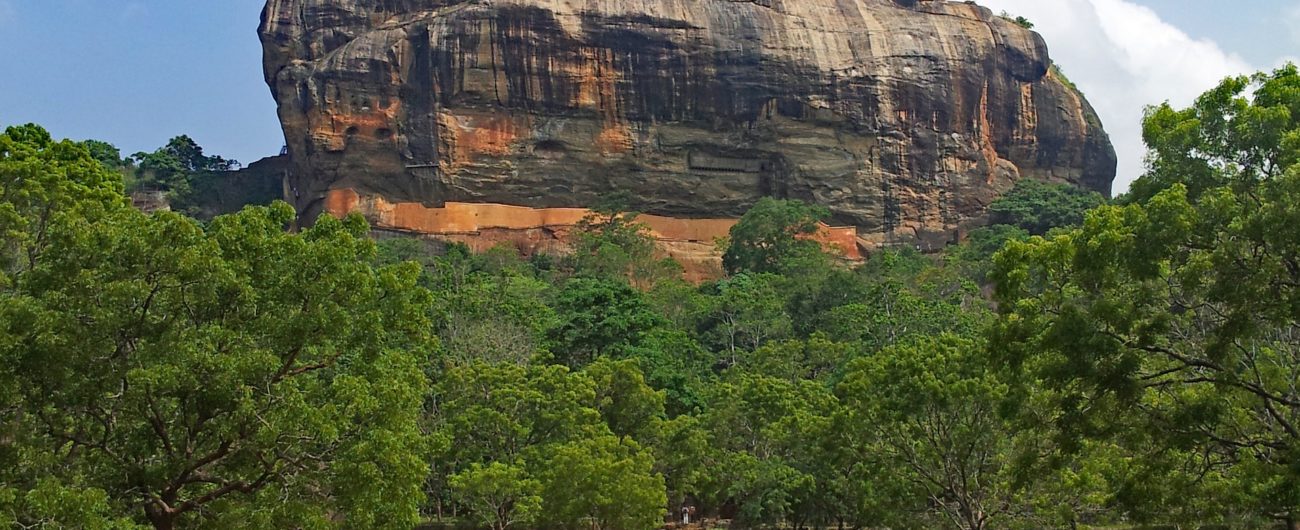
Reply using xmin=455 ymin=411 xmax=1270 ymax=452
xmin=972 ymin=0 xmax=1254 ymax=195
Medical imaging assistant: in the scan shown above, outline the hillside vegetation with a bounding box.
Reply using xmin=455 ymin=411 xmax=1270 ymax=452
xmin=1 ymin=65 xmax=1298 ymax=529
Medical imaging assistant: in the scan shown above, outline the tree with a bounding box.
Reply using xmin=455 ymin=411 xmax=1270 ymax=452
xmin=702 ymin=372 xmax=835 ymax=527
xmin=986 ymin=179 xmax=1105 ymax=236
xmin=81 ymin=140 xmax=128 ymax=170
xmin=946 ymin=224 xmax=1030 ymax=283
xmin=991 ymin=66 xmax=1300 ymax=526
xmin=133 ymin=135 xmax=237 ymax=175
xmin=821 ymin=249 xmax=988 ymax=352
xmin=992 ymin=181 xmax=1300 ymax=525
xmin=617 ymin=329 xmax=713 ymax=416
xmin=438 ymin=272 xmax=555 ymax=365
xmin=569 ymin=204 xmax=681 ymax=288
xmin=648 ymin=415 xmax=711 ymax=512
xmin=130 ymin=135 xmax=238 ymax=197
xmin=707 ymin=273 xmax=792 ymax=363
xmin=712 ymin=452 xmax=815 ymax=527
xmin=548 ymin=277 xmax=664 ymax=368
xmin=0 ymin=478 xmax=143 ymax=529
xmin=1128 ymin=64 xmax=1300 ymax=203
xmin=536 ymin=435 xmax=667 ymax=530
xmin=838 ymin=335 xmax=1022 ymax=530
xmin=723 ymin=197 xmax=831 ymax=275
xmin=428 ymin=362 xmax=602 ymax=473
xmin=0 ymin=124 xmax=125 ymax=280
xmin=426 ymin=362 xmax=605 ymax=520
xmin=585 ymin=358 xmax=666 ymax=441
xmin=450 ymin=462 xmax=542 ymax=530
xmin=742 ymin=335 xmax=851 ymax=384
xmin=1 ymin=202 xmax=434 ymax=529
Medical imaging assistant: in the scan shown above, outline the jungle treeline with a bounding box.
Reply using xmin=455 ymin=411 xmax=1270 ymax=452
xmin=2 ymin=67 xmax=1299 ymax=530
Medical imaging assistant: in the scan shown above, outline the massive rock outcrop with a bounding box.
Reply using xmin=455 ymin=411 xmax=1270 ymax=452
xmin=260 ymin=0 xmax=1115 ymax=257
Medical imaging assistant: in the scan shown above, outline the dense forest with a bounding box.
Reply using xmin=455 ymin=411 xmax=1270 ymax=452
xmin=1 ymin=66 xmax=1298 ymax=529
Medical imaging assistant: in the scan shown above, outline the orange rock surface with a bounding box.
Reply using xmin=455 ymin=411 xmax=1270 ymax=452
xmin=325 ymin=189 xmax=861 ymax=281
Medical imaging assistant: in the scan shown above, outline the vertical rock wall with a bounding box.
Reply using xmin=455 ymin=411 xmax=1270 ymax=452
xmin=261 ymin=0 xmax=1116 ymax=252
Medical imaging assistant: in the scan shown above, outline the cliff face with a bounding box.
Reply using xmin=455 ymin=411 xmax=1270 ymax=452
xmin=260 ymin=0 xmax=1115 ymax=252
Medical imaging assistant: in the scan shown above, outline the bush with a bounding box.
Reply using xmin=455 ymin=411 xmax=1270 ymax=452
xmin=987 ymin=179 xmax=1105 ymax=235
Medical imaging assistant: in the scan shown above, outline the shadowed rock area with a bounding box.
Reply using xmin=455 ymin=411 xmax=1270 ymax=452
xmin=260 ymin=0 xmax=1116 ymax=250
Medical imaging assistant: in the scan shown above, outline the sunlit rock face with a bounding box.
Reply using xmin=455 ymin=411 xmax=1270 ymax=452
xmin=260 ymin=0 xmax=1115 ymax=253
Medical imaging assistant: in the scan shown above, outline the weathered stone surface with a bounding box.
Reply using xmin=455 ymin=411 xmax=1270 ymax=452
xmin=260 ymin=0 xmax=1116 ymax=249
xmin=326 ymin=188 xmax=860 ymax=281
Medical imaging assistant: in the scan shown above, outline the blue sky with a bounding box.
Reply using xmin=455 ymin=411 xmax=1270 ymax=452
xmin=1137 ymin=0 xmax=1296 ymax=67
xmin=0 ymin=0 xmax=280 ymax=165
xmin=0 ymin=0 xmax=1296 ymax=193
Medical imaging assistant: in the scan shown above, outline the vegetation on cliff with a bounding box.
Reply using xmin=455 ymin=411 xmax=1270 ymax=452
xmin=1 ymin=65 xmax=1298 ymax=529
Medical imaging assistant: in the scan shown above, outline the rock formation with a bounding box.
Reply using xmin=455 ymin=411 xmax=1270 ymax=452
xmin=259 ymin=0 xmax=1116 ymax=259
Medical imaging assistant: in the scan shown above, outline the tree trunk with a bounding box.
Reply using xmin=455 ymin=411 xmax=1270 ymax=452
xmin=145 ymin=506 xmax=177 ymax=530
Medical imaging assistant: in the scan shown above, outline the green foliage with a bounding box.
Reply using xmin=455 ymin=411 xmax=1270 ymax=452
xmin=645 ymin=277 xmax=715 ymax=333
xmin=131 ymin=135 xmax=236 ymax=181
xmin=722 ymin=197 xmax=831 ymax=275
xmin=536 ymin=436 xmax=666 ymax=530
xmin=998 ymin=11 xmax=1035 ymax=29
xmin=1129 ymin=63 xmax=1300 ymax=202
xmin=24 ymin=62 xmax=1300 ymax=530
xmin=1050 ymin=63 xmax=1079 ymax=93
xmin=987 ymin=178 xmax=1106 ymax=235
xmin=443 ymin=271 xmax=555 ymax=365
xmin=617 ymin=329 xmax=713 ymax=415
xmin=375 ymin=236 xmax=441 ymax=270
xmin=450 ymin=462 xmax=542 ymax=530
xmin=0 ymin=202 xmax=433 ymax=528
xmin=428 ymin=361 xmax=665 ymax=530
xmin=586 ymin=358 xmax=667 ymax=441
xmin=946 ymin=224 xmax=1030 ymax=283
xmin=838 ymin=335 xmax=1023 ymax=530
xmin=824 ymin=249 xmax=989 ymax=352
xmin=0 ymin=479 xmax=146 ymax=529
xmin=375 ymin=237 xmax=559 ymax=365
xmin=430 ymin=362 xmax=601 ymax=467
xmin=741 ymin=335 xmax=851 ymax=384
xmin=702 ymin=372 xmax=834 ymax=526
xmin=650 ymin=415 xmax=711 ymax=506
xmin=705 ymin=273 xmax=793 ymax=362
xmin=0 ymin=123 xmax=126 ymax=281
xmin=548 ymin=277 xmax=664 ymax=368
xmin=128 ymin=135 xmax=239 ymax=213
xmin=569 ymin=207 xmax=681 ymax=288
xmin=991 ymin=178 xmax=1300 ymax=523
xmin=81 ymin=140 xmax=127 ymax=169
xmin=991 ymin=68 xmax=1300 ymax=523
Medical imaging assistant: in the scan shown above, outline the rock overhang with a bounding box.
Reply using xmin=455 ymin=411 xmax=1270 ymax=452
xmin=259 ymin=0 xmax=1117 ymax=261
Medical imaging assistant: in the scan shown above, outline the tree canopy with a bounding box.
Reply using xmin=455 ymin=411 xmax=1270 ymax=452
xmin=2 ymin=126 xmax=434 ymax=529
xmin=992 ymin=64 xmax=1300 ymax=526
xmin=986 ymin=178 xmax=1106 ymax=236
xmin=722 ymin=197 xmax=831 ymax=275
xmin=7 ymin=62 xmax=1300 ymax=530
